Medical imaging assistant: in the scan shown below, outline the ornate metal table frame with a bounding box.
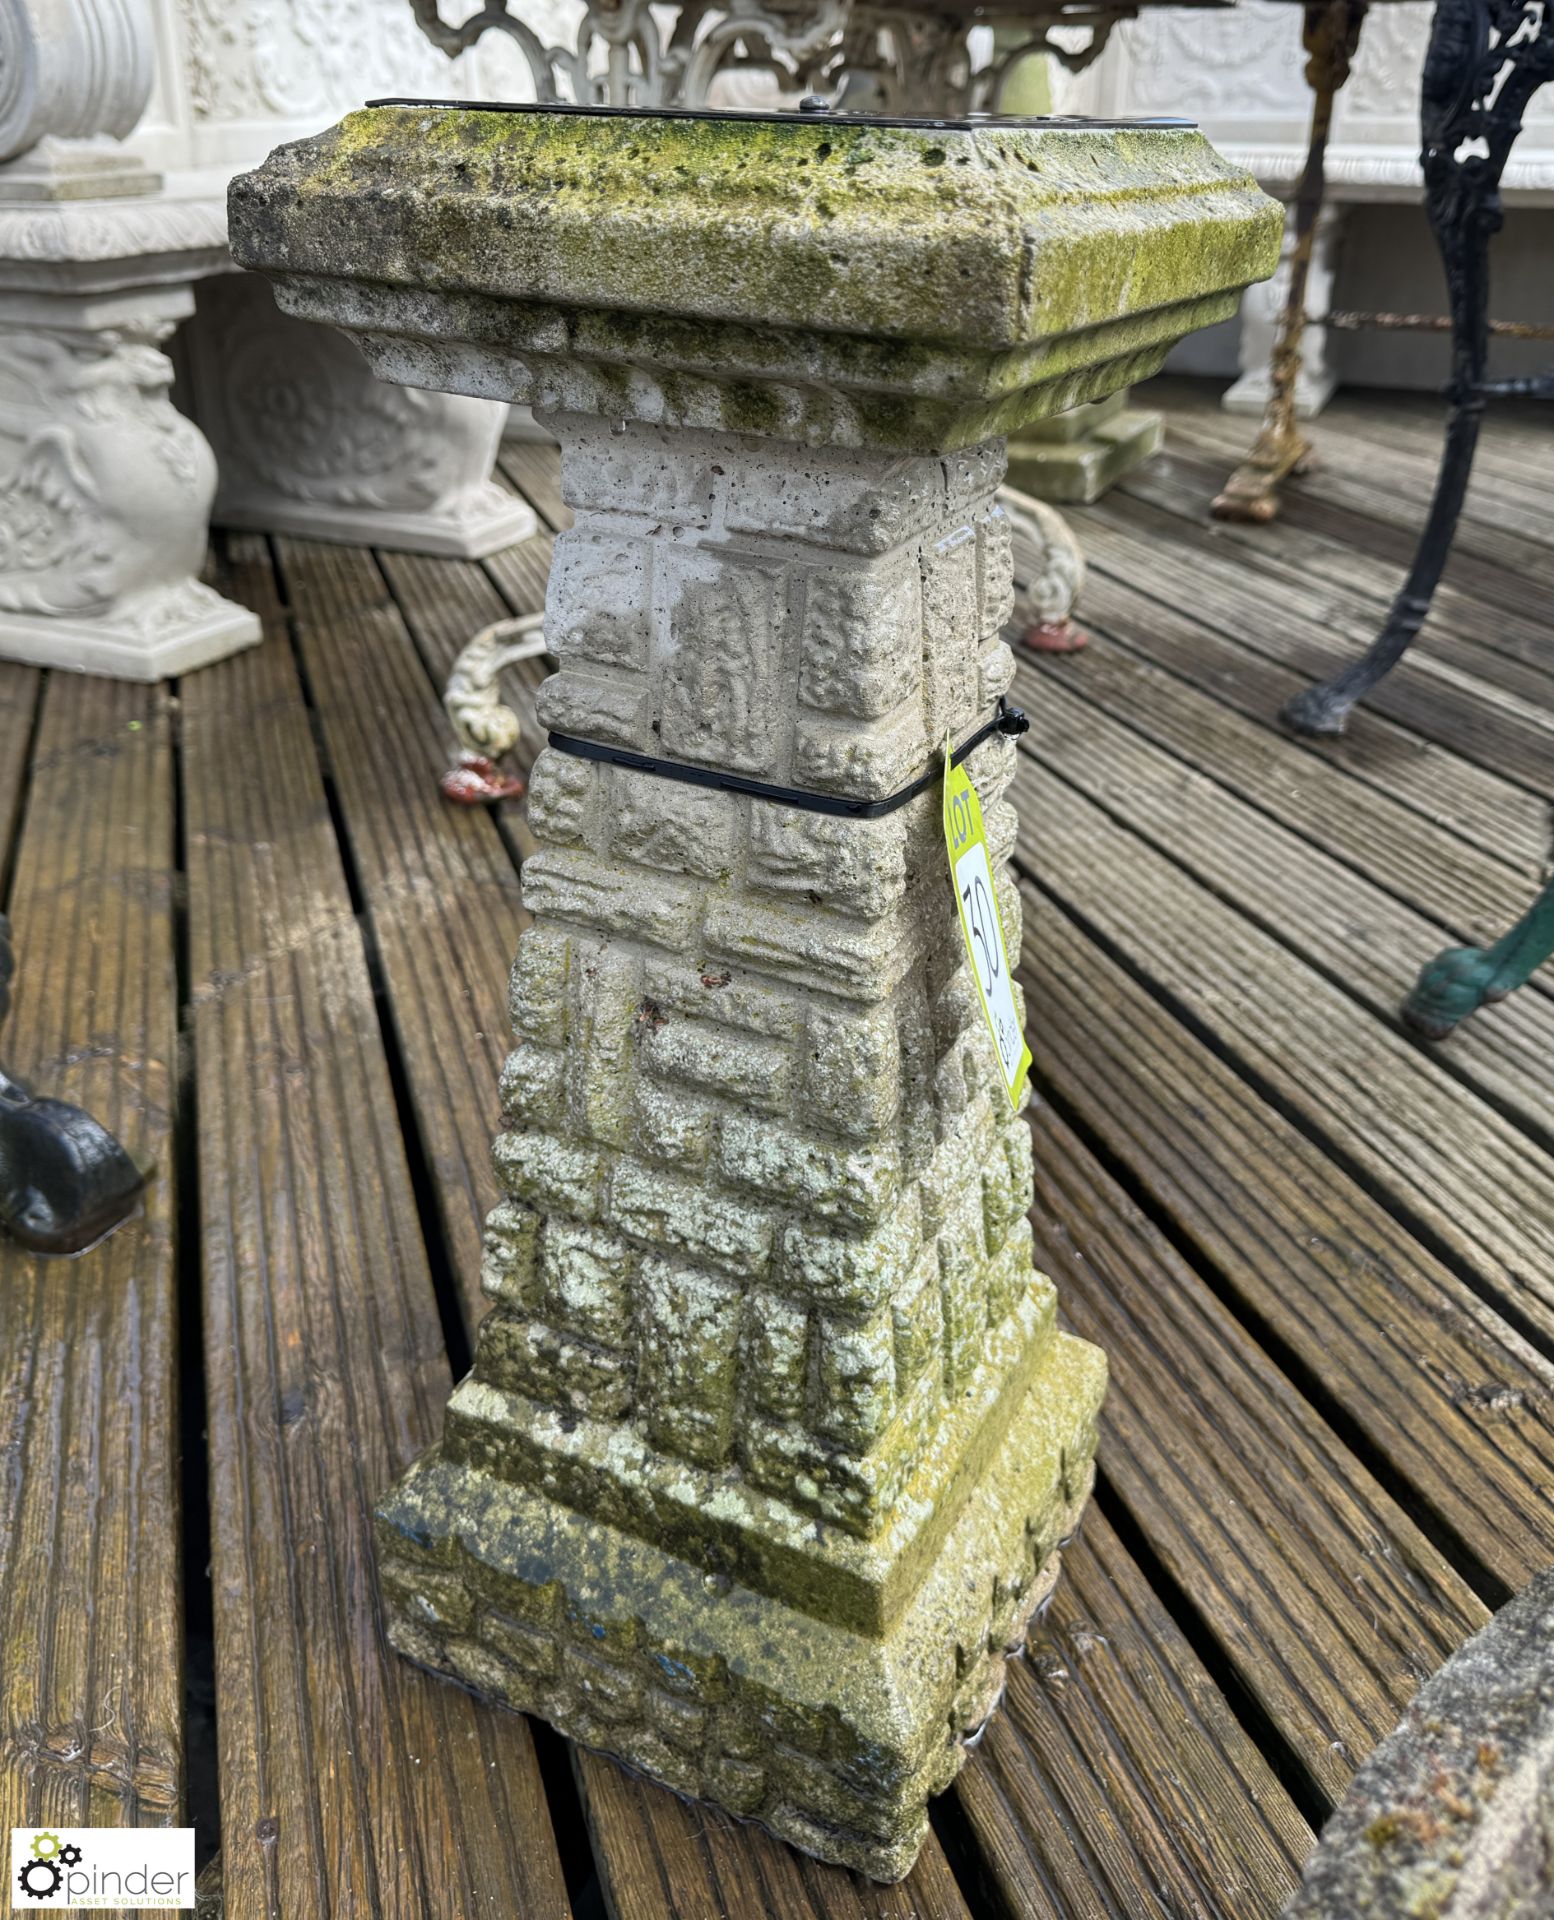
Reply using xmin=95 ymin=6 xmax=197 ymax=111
xmin=1220 ymin=0 xmax=1554 ymax=1037
xmin=1210 ymin=0 xmax=1371 ymax=525
xmin=1217 ymin=0 xmax=1554 ymax=698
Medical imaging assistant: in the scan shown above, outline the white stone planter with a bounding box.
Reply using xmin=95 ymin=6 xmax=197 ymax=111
xmin=185 ymin=271 xmax=534 ymax=558
xmin=0 ymin=0 xmax=260 ymax=678
xmin=130 ymin=0 xmax=564 ymax=558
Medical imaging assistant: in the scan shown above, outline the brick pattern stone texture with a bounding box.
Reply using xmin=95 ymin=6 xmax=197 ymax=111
xmin=376 ymin=412 xmax=1107 ymax=1880
xmin=480 ymin=422 xmax=1040 ymax=1514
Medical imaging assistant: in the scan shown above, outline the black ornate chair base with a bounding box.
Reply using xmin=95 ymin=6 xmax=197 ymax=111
xmin=0 ymin=915 xmax=146 ymax=1257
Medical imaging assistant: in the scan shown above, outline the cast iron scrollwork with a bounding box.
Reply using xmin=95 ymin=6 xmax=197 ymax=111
xmin=406 ymin=0 xmax=1135 ymax=112
xmin=1282 ymin=0 xmax=1554 ymax=737
xmin=408 ymin=0 xmax=849 ymax=107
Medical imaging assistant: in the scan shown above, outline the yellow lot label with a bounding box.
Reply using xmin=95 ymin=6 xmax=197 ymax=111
xmin=943 ymin=737 xmax=1031 ymax=1110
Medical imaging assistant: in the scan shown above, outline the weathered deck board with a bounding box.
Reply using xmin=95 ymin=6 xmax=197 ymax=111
xmin=1009 ymin=757 xmax=1554 ymax=1349
xmin=1337 ymin=390 xmax=1554 ymax=506
xmin=1071 ymin=492 xmax=1554 ymax=789
xmin=1165 ymin=380 xmax=1553 ymax=524
xmin=13 ymin=383 xmax=1554 ymax=1916
xmin=1067 ymin=568 xmax=1549 ymax=871
xmin=1012 ymin=901 xmax=1554 ymax=1601
xmin=273 ymin=536 xmax=525 ymax=1328
xmin=1025 ymin=616 xmax=1543 ymax=928
xmin=1156 ymin=398 xmax=1554 ymax=617
xmin=577 ymin=1749 xmax=974 ymax=1920
xmin=0 ymin=676 xmax=182 ymax=1842
xmin=1012 ymin=659 xmax=1554 ymax=1136
xmin=1122 ymin=445 xmax=1554 ymax=693
xmin=482 ymin=530 xmax=556 ymax=636
xmin=380 ymin=546 xmax=517 ymax=685
xmin=956 ymin=1510 xmax=1312 ymax=1920
xmin=1182 ymin=382 xmax=1554 ymax=551
xmin=0 ymin=661 xmax=40 ymax=868
xmin=1027 ymin=1103 xmax=1487 ymax=1803
xmin=498 ymin=441 xmax=573 ymax=534
xmin=184 ymin=537 xmax=570 ymax=1920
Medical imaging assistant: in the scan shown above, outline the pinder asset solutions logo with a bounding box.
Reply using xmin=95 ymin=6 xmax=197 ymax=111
xmin=10 ymin=1828 xmax=195 ymax=1909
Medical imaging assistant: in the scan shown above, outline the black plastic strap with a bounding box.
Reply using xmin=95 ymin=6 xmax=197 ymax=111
xmin=547 ymin=698 xmax=1029 ymax=821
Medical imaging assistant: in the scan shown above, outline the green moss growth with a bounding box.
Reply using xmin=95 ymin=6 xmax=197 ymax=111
xmin=236 ymin=104 xmax=1280 ymax=358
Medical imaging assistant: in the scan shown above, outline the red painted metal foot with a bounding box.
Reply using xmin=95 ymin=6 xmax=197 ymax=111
xmin=440 ymin=753 xmax=526 ymax=806
xmin=1018 ymin=620 xmax=1090 ymax=655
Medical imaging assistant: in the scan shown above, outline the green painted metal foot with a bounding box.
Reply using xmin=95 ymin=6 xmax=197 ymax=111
xmin=1402 ymin=870 xmax=1554 ymax=1040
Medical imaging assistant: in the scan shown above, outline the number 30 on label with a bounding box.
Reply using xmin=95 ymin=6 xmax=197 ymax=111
xmin=942 ymin=739 xmax=1032 ymax=1109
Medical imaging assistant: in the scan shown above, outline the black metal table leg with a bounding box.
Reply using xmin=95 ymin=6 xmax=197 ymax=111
xmin=1283 ymin=0 xmax=1554 ymax=738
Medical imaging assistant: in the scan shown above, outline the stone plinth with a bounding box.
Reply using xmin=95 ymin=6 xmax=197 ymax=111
xmin=0 ymin=228 xmax=260 ymax=678
xmin=231 ymin=102 xmax=1279 ymax=1878
xmin=1006 ymin=389 xmax=1167 ymax=503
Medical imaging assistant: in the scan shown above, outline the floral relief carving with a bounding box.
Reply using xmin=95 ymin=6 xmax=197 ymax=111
xmin=0 ymin=429 xmax=115 ymax=612
xmin=179 ymin=0 xmax=584 ymax=122
xmin=0 ymin=199 xmax=226 ymax=265
xmin=1104 ymin=1 xmax=1303 ymax=118
xmin=0 ymin=317 xmax=216 ymax=618
xmin=0 ymin=314 xmax=215 ymax=614
xmin=180 ymin=0 xmax=475 ymax=121
xmin=1089 ymin=0 xmax=1554 ymax=158
xmin=1339 ymin=3 xmax=1431 ymax=119
xmin=190 ymin=277 xmax=519 ymax=526
xmin=220 ymin=319 xmax=461 ymax=506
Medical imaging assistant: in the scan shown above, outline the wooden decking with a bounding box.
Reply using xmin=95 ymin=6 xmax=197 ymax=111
xmin=2 ymin=376 xmax=1551 ymax=1918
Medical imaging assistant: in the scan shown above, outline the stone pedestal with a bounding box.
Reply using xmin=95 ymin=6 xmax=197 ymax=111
xmin=390 ymin=416 xmax=1106 ymax=1881
xmin=1006 ymin=390 xmax=1167 ymax=503
xmin=0 ymin=252 xmax=260 ymax=678
xmin=1224 ymin=202 xmax=1347 ymax=418
xmin=231 ymin=100 xmax=1279 ymax=1879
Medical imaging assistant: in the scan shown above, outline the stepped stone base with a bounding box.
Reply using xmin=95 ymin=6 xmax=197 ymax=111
xmin=1007 ymin=391 xmax=1165 ymax=504
xmin=377 ymin=1328 xmax=1104 ymax=1882
xmin=212 ymin=480 xmax=537 ymax=561
xmin=0 ymin=584 xmax=260 ymax=681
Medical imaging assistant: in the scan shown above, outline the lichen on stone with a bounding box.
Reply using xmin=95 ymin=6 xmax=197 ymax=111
xmin=229 ymin=104 xmax=1281 ymax=452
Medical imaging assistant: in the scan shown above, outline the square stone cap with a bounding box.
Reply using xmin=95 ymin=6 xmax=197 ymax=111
xmin=229 ymin=103 xmax=1281 ymax=450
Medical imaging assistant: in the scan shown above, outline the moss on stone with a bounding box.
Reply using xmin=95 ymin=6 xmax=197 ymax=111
xmin=230 ymin=105 xmax=1281 ymax=452
xmin=377 ymin=1327 xmax=1106 ymax=1880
